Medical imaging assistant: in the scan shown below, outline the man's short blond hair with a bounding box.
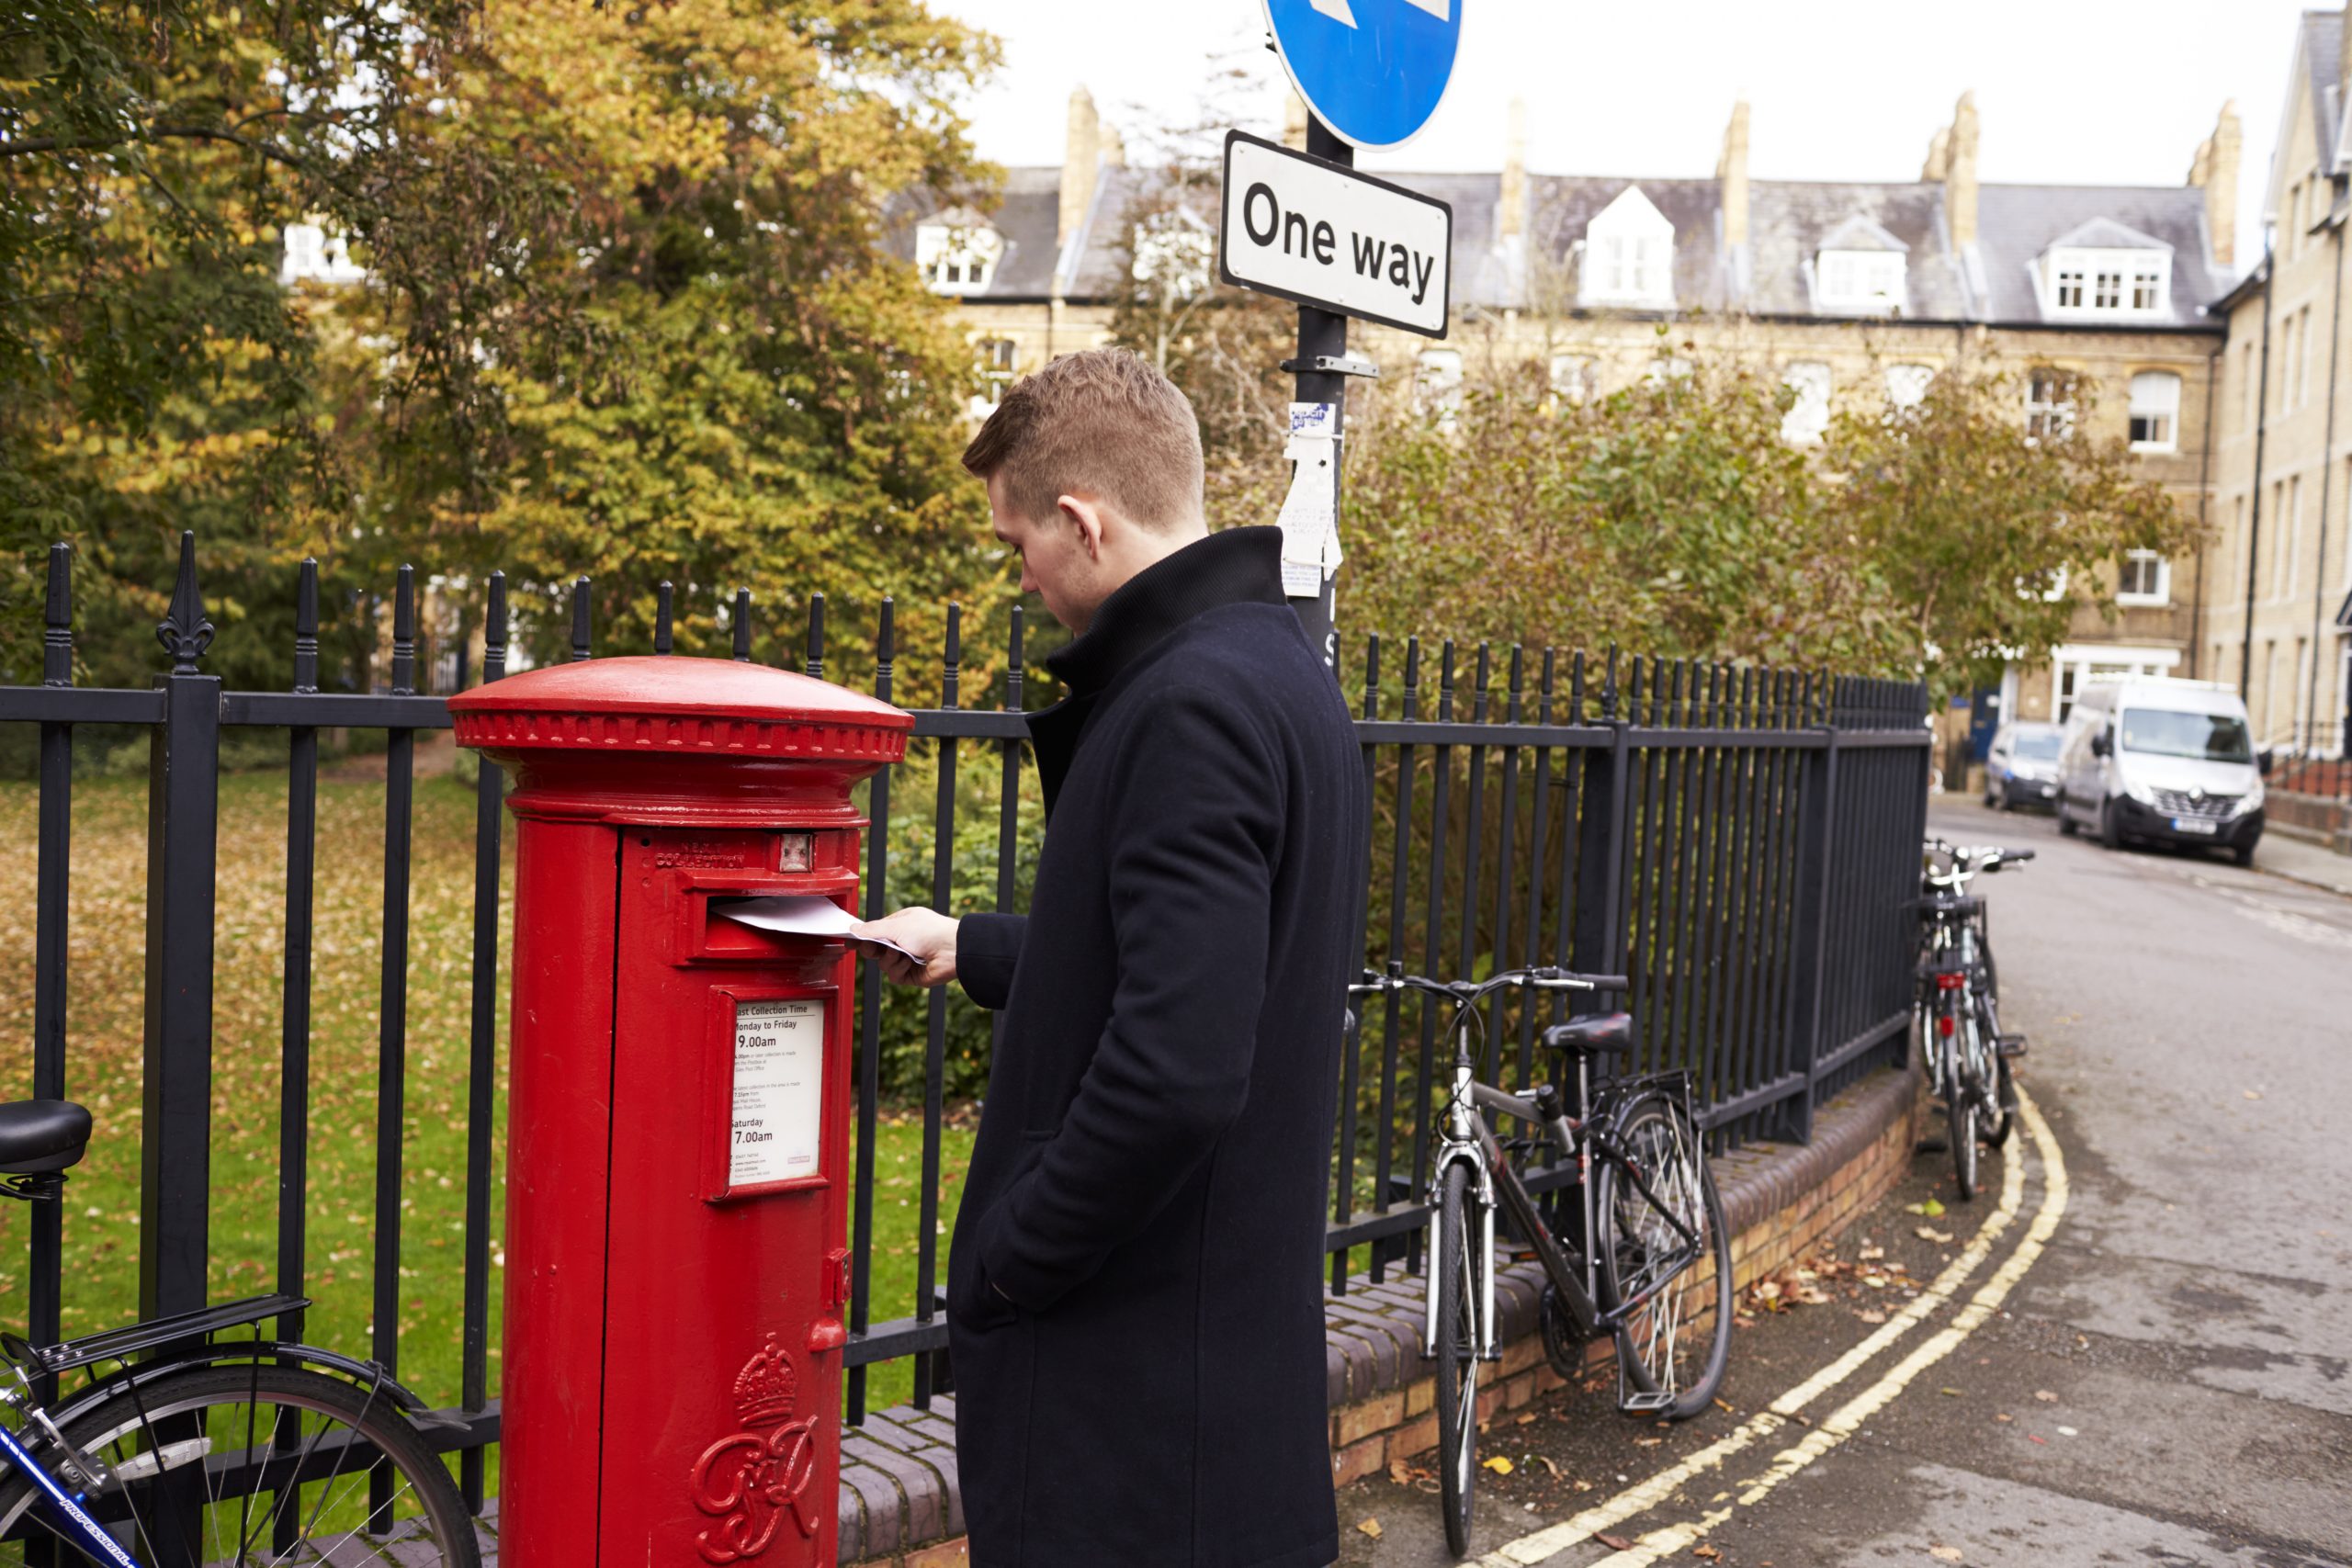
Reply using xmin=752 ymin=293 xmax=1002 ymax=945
xmin=962 ymin=348 xmax=1205 ymax=530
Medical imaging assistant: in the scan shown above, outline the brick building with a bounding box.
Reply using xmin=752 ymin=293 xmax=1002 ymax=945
xmin=2209 ymin=8 xmax=2352 ymax=761
xmin=904 ymin=85 xmax=2243 ymax=757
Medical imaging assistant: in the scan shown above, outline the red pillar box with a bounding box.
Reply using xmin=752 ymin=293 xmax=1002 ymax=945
xmin=450 ymin=657 xmax=912 ymax=1566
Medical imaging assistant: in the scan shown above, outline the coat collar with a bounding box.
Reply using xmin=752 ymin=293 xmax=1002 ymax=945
xmin=1043 ymin=526 xmax=1288 ymax=696
xmin=1026 ymin=526 xmax=1288 ymax=816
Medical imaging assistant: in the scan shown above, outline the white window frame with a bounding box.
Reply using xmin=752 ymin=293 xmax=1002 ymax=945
xmin=2025 ymin=367 xmax=2076 ymax=442
xmin=1884 ymin=363 xmax=1935 ymax=411
xmin=1417 ymin=347 xmax=1464 ymax=426
xmin=917 ymin=222 xmax=1003 ymax=295
xmin=1815 ymin=250 xmax=1906 ymax=315
xmin=2115 ymin=550 xmax=2171 ymax=606
xmin=2041 ymin=246 xmax=2171 ymax=321
xmin=2127 ymin=370 xmax=2181 ymax=453
xmin=1579 ymin=187 xmax=1678 ymax=310
xmin=1549 ymin=354 xmax=1596 ymax=404
xmin=1781 ymin=361 xmax=1832 ymax=445
xmin=2050 ymin=644 xmax=2181 ymax=723
xmin=967 ymin=336 xmax=1018 ymax=417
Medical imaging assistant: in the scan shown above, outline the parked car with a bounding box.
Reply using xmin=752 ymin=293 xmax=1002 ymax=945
xmin=1984 ymin=721 xmax=2065 ymax=811
xmin=2056 ymin=677 xmax=2267 ymax=866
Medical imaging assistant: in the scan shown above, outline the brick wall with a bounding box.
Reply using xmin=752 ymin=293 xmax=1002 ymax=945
xmin=840 ymin=1066 xmax=1919 ymax=1567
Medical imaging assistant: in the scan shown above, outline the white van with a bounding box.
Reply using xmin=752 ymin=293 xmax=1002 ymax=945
xmin=2056 ymin=677 xmax=2267 ymax=865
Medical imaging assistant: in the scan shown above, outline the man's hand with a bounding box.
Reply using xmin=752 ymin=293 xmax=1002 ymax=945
xmin=850 ymin=907 xmax=960 ymax=987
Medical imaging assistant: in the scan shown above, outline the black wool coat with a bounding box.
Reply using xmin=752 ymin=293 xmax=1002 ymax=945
xmin=944 ymin=527 xmax=1368 ymax=1568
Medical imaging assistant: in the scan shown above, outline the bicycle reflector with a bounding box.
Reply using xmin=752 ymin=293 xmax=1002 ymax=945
xmin=1937 ymin=1013 xmax=1956 ymax=1037
xmin=1934 ymin=971 xmax=1968 ymax=991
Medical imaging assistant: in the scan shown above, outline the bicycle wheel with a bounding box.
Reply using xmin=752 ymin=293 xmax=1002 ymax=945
xmin=1975 ymin=995 xmax=2013 ymax=1149
xmin=1947 ymin=1027 xmax=1979 ymax=1201
xmin=1597 ymin=1095 xmax=1733 ymax=1421
xmin=1432 ymin=1160 xmax=1479 ymax=1558
xmin=0 ymin=1362 xmax=479 ymax=1567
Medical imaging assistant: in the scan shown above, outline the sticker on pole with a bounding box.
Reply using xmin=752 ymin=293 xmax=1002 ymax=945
xmin=1262 ymin=0 xmax=1464 ymax=152
xmin=1219 ymin=131 xmax=1452 ymax=337
xmin=729 ymin=998 xmax=823 ymax=1187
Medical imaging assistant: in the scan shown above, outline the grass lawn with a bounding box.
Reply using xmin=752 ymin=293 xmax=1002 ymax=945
xmin=0 ymin=766 xmax=972 ymax=1460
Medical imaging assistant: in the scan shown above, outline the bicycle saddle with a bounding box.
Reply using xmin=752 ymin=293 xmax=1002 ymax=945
xmin=1541 ymin=1012 xmax=1634 ymax=1058
xmin=0 ymin=1100 xmax=92 ymax=1176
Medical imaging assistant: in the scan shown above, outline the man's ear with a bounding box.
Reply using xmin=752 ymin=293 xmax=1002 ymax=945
xmin=1057 ymin=493 xmax=1107 ymax=560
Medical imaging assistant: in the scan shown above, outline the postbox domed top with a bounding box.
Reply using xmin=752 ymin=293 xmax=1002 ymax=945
xmin=448 ymin=655 xmax=913 ymax=773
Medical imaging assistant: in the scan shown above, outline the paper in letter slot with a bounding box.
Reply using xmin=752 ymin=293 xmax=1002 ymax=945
xmin=712 ymin=895 xmax=920 ymax=962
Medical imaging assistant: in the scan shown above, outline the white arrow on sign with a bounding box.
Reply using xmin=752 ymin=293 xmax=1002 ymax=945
xmin=1306 ymin=0 xmax=1449 ymax=27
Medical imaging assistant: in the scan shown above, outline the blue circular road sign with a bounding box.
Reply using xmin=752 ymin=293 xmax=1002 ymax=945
xmin=1262 ymin=0 xmax=1464 ymax=152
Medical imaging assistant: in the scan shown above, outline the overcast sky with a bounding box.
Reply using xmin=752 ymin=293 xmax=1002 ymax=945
xmin=941 ymin=0 xmax=2324 ymax=277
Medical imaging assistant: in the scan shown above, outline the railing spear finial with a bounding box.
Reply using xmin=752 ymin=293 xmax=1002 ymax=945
xmin=155 ymin=531 xmax=215 ymax=675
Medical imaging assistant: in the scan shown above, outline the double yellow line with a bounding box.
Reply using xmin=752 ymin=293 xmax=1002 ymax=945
xmin=1476 ymin=1088 xmax=2070 ymax=1567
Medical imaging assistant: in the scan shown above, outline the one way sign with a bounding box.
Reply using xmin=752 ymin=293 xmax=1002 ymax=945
xmin=1217 ymin=131 xmax=1453 ymax=337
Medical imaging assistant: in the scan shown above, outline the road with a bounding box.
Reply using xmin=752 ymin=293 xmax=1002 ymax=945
xmin=1334 ymin=797 xmax=2352 ymax=1566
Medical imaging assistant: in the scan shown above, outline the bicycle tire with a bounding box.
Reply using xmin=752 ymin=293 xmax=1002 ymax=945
xmin=1973 ymin=991 xmax=2012 ymax=1148
xmin=1433 ymin=1161 xmax=1478 ymax=1559
xmin=0 ymin=1361 xmax=479 ymax=1567
xmin=1950 ymin=1046 xmax=1980 ymax=1201
xmin=1983 ymin=1055 xmax=2017 ymax=1149
xmin=1597 ymin=1095 xmax=1734 ymax=1421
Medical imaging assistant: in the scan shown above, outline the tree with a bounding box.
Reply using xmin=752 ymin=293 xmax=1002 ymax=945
xmin=1827 ymin=366 xmax=2191 ymax=698
xmin=3 ymin=0 xmax=1013 ymax=686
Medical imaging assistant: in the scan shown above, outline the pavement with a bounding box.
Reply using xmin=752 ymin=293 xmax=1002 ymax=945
xmin=1332 ymin=795 xmax=2352 ymax=1566
xmin=2250 ymin=821 xmax=2352 ymax=898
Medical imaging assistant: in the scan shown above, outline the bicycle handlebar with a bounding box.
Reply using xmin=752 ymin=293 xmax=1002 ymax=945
xmin=1350 ymin=964 xmax=1631 ymax=1003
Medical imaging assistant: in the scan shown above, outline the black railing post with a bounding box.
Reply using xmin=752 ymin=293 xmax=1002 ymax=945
xmin=31 ymin=544 xmax=74 ymax=1400
xmin=141 ymin=533 xmax=220 ymax=1324
xmin=459 ymin=571 xmax=508 ymax=1510
xmin=1784 ymin=673 xmax=1840 ymax=1145
xmin=1571 ymin=648 xmax=1629 ymax=995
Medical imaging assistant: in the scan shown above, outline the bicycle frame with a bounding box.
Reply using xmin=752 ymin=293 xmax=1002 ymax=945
xmin=0 ymin=1418 xmax=138 ymax=1566
xmin=1419 ymin=1005 xmax=1702 ymax=1365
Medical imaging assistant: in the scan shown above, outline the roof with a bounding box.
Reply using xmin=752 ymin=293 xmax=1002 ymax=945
xmin=891 ymin=157 xmax=2227 ymax=331
xmin=2308 ymin=11 xmax=2346 ymax=173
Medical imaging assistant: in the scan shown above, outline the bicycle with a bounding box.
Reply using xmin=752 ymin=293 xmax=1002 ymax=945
xmin=1912 ymin=840 xmax=2032 ymax=1201
xmin=0 ymin=1098 xmax=480 ymax=1567
xmin=1350 ymin=964 xmax=1734 ymax=1558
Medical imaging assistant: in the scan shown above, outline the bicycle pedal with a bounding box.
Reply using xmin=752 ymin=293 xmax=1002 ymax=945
xmin=1617 ymin=1391 xmax=1675 ymax=1415
xmin=1996 ymin=1035 xmax=2029 ymax=1058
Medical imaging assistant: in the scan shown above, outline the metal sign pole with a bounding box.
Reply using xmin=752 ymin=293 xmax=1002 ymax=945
xmin=1287 ymin=117 xmax=1352 ymax=675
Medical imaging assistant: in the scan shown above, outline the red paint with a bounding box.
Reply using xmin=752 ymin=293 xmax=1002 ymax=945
xmin=454 ymin=657 xmax=911 ymax=1567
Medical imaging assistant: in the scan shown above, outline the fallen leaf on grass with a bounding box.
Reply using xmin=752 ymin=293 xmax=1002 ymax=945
xmin=1573 ymin=1479 xmax=1595 ymax=1493
xmin=1516 ymin=1412 xmax=1538 ymax=1426
xmin=2033 ymin=1390 xmax=2058 ymax=1403
xmin=1855 ymin=1309 xmax=1887 ymax=1324
xmin=1694 ymin=1547 xmax=1723 ymax=1561
xmin=1483 ymin=1455 xmax=1514 ymax=1475
xmin=1634 ymin=1437 xmax=1663 ymax=1448
xmin=1533 ymin=1455 xmax=1561 ymax=1478
xmin=1905 ymin=1198 xmax=1947 ymax=1218
xmin=2244 ymin=1089 xmax=2263 ymax=1100
xmin=1857 ymin=1244 xmax=1885 ymax=1260
xmin=1994 ymin=1413 xmax=2013 ymax=1423
xmin=1939 ymin=1386 xmax=1963 ymax=1397
xmin=1713 ymin=1397 xmax=1736 ymax=1415
xmin=1930 ymin=1548 xmax=1964 ymax=1562
xmin=1356 ymin=1519 xmax=1383 ymax=1540
xmin=1386 ymin=1459 xmax=1411 ymax=1486
xmin=1598 ymin=1534 xmax=1635 ymax=1551
xmin=1915 ymin=1225 xmax=1953 ymax=1243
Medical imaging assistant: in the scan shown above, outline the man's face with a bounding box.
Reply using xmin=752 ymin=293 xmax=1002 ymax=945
xmin=988 ymin=471 xmax=1104 ymax=632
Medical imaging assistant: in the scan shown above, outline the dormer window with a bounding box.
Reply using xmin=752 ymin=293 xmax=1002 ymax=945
xmin=917 ymin=214 xmax=1003 ymax=295
xmin=1811 ymin=216 xmax=1908 ymax=316
xmin=1579 ymin=186 xmax=1676 ymax=310
xmin=280 ymin=221 xmax=365 ymax=287
xmin=2037 ymin=220 xmax=2172 ymax=321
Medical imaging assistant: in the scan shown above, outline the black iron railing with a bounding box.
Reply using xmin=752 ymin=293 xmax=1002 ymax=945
xmin=1 ymin=534 xmax=1929 ymax=1498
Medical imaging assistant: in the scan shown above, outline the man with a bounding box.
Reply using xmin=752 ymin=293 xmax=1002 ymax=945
xmin=854 ymin=349 xmax=1367 ymax=1568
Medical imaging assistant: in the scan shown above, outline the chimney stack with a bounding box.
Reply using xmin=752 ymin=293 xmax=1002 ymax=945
xmin=2188 ymin=100 xmax=2243 ymax=269
xmin=1944 ymin=92 xmax=1980 ymax=249
xmin=1282 ymin=90 xmax=1308 ymax=152
xmin=1060 ymin=86 xmax=1102 ymax=250
xmin=1717 ymin=100 xmax=1751 ymax=249
xmin=1499 ymin=96 xmax=1527 ymax=242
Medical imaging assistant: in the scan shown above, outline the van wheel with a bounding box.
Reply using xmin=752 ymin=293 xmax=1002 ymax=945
xmin=2098 ymin=800 xmax=2123 ymax=850
xmin=2057 ymin=796 xmax=2078 ymax=837
xmin=2233 ymin=841 xmax=2256 ymax=868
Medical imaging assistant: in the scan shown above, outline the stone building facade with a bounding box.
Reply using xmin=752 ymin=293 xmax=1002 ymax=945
xmin=906 ymin=86 xmax=2243 ymax=750
xmin=2209 ymin=8 xmax=2352 ymax=760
